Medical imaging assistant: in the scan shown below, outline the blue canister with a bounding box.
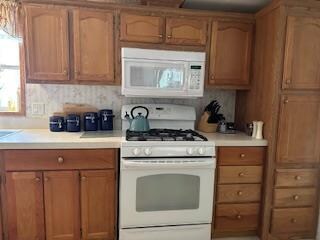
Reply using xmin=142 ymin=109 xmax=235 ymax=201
xmin=49 ymin=116 xmax=65 ymax=132
xmin=84 ymin=112 xmax=99 ymax=131
xmin=66 ymin=114 xmax=81 ymax=132
xmin=100 ymin=109 xmax=114 ymax=131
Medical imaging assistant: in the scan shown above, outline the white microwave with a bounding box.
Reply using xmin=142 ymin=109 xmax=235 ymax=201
xmin=121 ymin=48 xmax=206 ymax=98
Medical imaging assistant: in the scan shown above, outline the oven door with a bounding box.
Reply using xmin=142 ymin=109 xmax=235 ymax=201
xmin=119 ymin=158 xmax=215 ymax=228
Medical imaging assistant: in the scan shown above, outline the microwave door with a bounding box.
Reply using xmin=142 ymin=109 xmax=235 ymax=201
xmin=122 ymin=59 xmax=188 ymax=97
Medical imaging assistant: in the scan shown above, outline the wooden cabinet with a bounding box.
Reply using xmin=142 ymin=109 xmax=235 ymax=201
xmin=73 ymin=9 xmax=114 ymax=82
xmin=3 ymin=149 xmax=117 ymax=240
xmin=165 ymin=17 xmax=207 ymax=45
xmin=120 ymin=13 xmax=164 ymax=43
xmin=24 ymin=5 xmax=69 ymax=81
xmin=277 ymin=94 xmax=320 ymax=164
xmin=209 ymin=22 xmax=253 ymax=88
xmin=24 ymin=5 xmax=116 ymax=84
xmin=44 ymin=171 xmax=80 ymax=240
xmin=80 ymin=170 xmax=115 ymax=240
xmin=120 ymin=13 xmax=207 ymax=46
xmin=214 ymin=147 xmax=265 ymax=236
xmin=283 ymin=16 xmax=320 ymax=90
xmin=6 ymin=172 xmax=45 ymax=240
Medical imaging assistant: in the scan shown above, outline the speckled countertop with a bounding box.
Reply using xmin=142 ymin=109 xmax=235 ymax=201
xmin=0 ymin=129 xmax=267 ymax=150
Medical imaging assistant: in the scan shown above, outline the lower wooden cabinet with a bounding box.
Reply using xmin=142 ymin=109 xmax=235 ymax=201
xmin=3 ymin=149 xmax=116 ymax=240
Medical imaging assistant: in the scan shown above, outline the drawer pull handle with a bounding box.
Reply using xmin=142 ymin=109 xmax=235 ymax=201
xmin=57 ymin=156 xmax=64 ymax=163
xmin=237 ymin=191 xmax=243 ymax=196
xmin=295 ymin=175 xmax=302 ymax=181
xmin=236 ymin=214 xmax=242 ymax=220
xmin=291 ymin=218 xmax=297 ymax=223
xmin=240 ymin=153 xmax=245 ymax=158
xmin=238 ymin=172 xmax=245 ymax=177
xmin=35 ymin=177 xmax=41 ymax=182
xmin=293 ymin=195 xmax=299 ymax=200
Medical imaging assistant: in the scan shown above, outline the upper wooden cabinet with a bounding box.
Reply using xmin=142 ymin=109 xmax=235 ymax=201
xmin=277 ymin=94 xmax=320 ymax=164
xmin=165 ymin=17 xmax=207 ymax=45
xmin=73 ymin=9 xmax=115 ymax=82
xmin=120 ymin=13 xmax=208 ymax=46
xmin=24 ymin=5 xmax=70 ymax=81
xmin=6 ymin=172 xmax=45 ymax=240
xmin=120 ymin=13 xmax=164 ymax=43
xmin=283 ymin=16 xmax=320 ymax=90
xmin=208 ymin=22 xmax=253 ymax=88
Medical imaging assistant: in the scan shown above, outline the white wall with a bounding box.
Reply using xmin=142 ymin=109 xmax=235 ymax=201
xmin=0 ymin=84 xmax=236 ymax=129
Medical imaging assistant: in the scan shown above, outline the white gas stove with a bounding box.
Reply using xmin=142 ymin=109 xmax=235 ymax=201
xmin=119 ymin=104 xmax=216 ymax=240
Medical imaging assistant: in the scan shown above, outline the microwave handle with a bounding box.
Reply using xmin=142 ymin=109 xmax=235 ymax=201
xmin=122 ymin=159 xmax=215 ymax=169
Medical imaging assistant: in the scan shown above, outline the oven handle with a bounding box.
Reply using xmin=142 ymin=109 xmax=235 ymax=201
xmin=121 ymin=159 xmax=215 ymax=169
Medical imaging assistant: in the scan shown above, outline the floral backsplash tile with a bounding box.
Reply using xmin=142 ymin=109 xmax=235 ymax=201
xmin=1 ymin=84 xmax=235 ymax=129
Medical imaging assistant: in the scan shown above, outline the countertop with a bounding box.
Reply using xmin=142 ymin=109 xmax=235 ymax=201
xmin=0 ymin=129 xmax=267 ymax=149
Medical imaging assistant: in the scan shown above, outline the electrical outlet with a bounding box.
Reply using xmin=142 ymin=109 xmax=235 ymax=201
xmin=32 ymin=103 xmax=46 ymax=116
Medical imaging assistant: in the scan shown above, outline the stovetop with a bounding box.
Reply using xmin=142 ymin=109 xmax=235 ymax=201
xmin=126 ymin=129 xmax=208 ymax=142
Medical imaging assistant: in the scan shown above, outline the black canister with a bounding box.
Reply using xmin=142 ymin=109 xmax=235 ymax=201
xmin=66 ymin=114 xmax=81 ymax=132
xmin=49 ymin=116 xmax=65 ymax=132
xmin=84 ymin=112 xmax=99 ymax=131
xmin=100 ymin=109 xmax=114 ymax=131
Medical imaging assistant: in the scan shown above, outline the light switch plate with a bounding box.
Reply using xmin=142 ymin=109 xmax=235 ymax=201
xmin=31 ymin=103 xmax=46 ymax=116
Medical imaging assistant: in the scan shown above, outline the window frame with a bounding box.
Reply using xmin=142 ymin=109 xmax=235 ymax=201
xmin=0 ymin=44 xmax=26 ymax=116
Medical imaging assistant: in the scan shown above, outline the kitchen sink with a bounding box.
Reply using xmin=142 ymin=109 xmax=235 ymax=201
xmin=0 ymin=130 xmax=18 ymax=139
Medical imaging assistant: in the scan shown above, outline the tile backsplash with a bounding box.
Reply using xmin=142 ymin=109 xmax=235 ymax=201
xmin=0 ymin=84 xmax=236 ymax=129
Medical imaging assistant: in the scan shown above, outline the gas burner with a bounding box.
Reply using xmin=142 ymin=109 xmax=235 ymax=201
xmin=126 ymin=129 xmax=208 ymax=142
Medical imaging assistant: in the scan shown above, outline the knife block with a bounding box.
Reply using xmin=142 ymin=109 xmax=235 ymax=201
xmin=197 ymin=111 xmax=218 ymax=133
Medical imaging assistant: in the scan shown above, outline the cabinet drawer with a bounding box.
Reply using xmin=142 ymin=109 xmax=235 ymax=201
xmin=217 ymin=184 xmax=261 ymax=203
xmin=275 ymin=169 xmax=318 ymax=187
xmin=4 ymin=149 xmax=116 ymax=171
xmin=271 ymin=208 xmax=315 ymax=234
xmin=215 ymin=203 xmax=260 ymax=232
xmin=218 ymin=166 xmax=263 ymax=184
xmin=218 ymin=147 xmax=264 ymax=166
xmin=274 ymin=188 xmax=316 ymax=207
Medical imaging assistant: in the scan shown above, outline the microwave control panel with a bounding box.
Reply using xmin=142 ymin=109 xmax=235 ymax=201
xmin=189 ymin=65 xmax=202 ymax=90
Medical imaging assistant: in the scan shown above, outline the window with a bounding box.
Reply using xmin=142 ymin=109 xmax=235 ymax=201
xmin=0 ymin=29 xmax=24 ymax=114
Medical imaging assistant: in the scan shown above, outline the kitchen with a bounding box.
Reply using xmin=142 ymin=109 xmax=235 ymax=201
xmin=0 ymin=0 xmax=319 ymax=240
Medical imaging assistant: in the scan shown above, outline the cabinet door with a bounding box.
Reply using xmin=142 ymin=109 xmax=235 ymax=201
xmin=165 ymin=17 xmax=207 ymax=46
xmin=209 ymin=22 xmax=253 ymax=87
xmin=120 ymin=13 xmax=164 ymax=43
xmin=6 ymin=172 xmax=45 ymax=240
xmin=73 ymin=9 xmax=114 ymax=82
xmin=24 ymin=5 xmax=69 ymax=81
xmin=44 ymin=171 xmax=80 ymax=240
xmin=80 ymin=170 xmax=115 ymax=240
xmin=277 ymin=95 xmax=320 ymax=164
xmin=283 ymin=16 xmax=320 ymax=90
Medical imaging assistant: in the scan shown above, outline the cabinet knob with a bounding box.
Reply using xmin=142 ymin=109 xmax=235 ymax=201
xmin=167 ymin=35 xmax=172 ymax=39
xmin=295 ymin=175 xmax=302 ymax=181
xmin=35 ymin=177 xmax=41 ymax=182
xmin=74 ymin=70 xmax=79 ymax=75
xmin=238 ymin=172 xmax=245 ymax=177
xmin=63 ymin=70 xmax=68 ymax=75
xmin=158 ymin=34 xmax=163 ymax=38
xmin=236 ymin=214 xmax=242 ymax=220
xmin=284 ymin=99 xmax=289 ymax=104
xmin=286 ymin=79 xmax=291 ymax=84
xmin=291 ymin=218 xmax=297 ymax=223
xmin=293 ymin=195 xmax=299 ymax=201
xmin=44 ymin=177 xmax=49 ymax=182
xmin=240 ymin=153 xmax=246 ymax=158
xmin=237 ymin=191 xmax=243 ymax=196
xmin=57 ymin=156 xmax=64 ymax=163
xmin=81 ymin=176 xmax=87 ymax=181
xmin=211 ymin=75 xmax=215 ymax=80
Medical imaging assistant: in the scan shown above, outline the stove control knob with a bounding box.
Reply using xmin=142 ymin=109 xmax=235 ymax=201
xmin=186 ymin=148 xmax=194 ymax=155
xmin=144 ymin=148 xmax=152 ymax=156
xmin=198 ymin=148 xmax=205 ymax=155
xmin=132 ymin=148 xmax=141 ymax=156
